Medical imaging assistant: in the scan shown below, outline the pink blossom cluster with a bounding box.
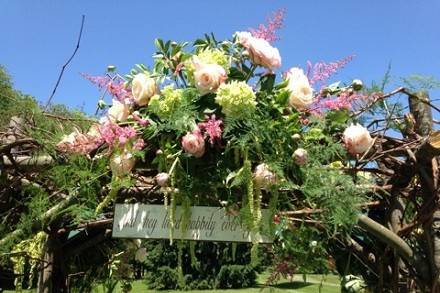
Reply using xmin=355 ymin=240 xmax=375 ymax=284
xmin=249 ymin=9 xmax=285 ymax=43
xmin=307 ymin=55 xmax=354 ymax=86
xmin=82 ymin=73 xmax=133 ymax=102
xmin=311 ymin=91 xmax=368 ymax=114
xmin=107 ymin=82 xmax=133 ymax=102
xmin=197 ymin=115 xmax=223 ymax=146
xmin=98 ymin=122 xmax=144 ymax=151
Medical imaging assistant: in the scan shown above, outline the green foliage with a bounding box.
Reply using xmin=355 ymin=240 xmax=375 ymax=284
xmin=401 ymin=74 xmax=440 ymax=91
xmin=215 ymin=265 xmax=257 ymax=289
xmin=142 ymin=240 xmax=265 ymax=290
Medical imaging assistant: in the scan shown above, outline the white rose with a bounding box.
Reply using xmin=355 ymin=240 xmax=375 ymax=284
xmin=285 ymin=67 xmax=314 ymax=110
xmin=108 ymin=100 xmax=130 ymax=122
xmin=110 ymin=151 xmax=135 ymax=177
xmin=235 ymin=31 xmax=281 ymax=71
xmin=343 ymin=124 xmax=373 ymax=155
xmin=132 ymin=73 xmax=157 ymax=106
xmin=253 ymin=163 xmax=276 ymax=188
xmin=192 ymin=56 xmax=226 ymax=95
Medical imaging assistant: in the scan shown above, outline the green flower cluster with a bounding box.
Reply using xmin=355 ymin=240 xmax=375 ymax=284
xmin=149 ymin=85 xmax=185 ymax=119
xmin=197 ymin=48 xmax=230 ymax=72
xmin=215 ymin=81 xmax=256 ymax=119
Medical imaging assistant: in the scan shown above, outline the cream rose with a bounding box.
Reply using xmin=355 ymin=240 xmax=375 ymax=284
xmin=236 ymin=31 xmax=281 ymax=71
xmin=182 ymin=128 xmax=205 ymax=158
xmin=343 ymin=124 xmax=374 ymax=155
xmin=108 ymin=100 xmax=130 ymax=122
xmin=192 ymin=56 xmax=226 ymax=95
xmin=110 ymin=150 xmax=136 ymax=177
xmin=132 ymin=73 xmax=157 ymax=106
xmin=253 ymin=163 xmax=276 ymax=188
xmin=285 ymin=67 xmax=314 ymax=110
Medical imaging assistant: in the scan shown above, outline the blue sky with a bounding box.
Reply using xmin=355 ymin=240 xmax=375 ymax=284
xmin=1 ymin=0 xmax=439 ymax=115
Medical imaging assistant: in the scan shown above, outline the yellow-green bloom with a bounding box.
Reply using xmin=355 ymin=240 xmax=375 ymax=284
xmin=148 ymin=85 xmax=184 ymax=118
xmin=215 ymin=81 xmax=256 ymax=119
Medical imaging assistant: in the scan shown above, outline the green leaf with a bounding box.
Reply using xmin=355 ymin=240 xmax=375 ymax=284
xmin=257 ymin=74 xmax=275 ymax=92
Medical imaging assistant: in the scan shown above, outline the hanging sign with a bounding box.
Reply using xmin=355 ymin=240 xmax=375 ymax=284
xmin=112 ymin=203 xmax=273 ymax=243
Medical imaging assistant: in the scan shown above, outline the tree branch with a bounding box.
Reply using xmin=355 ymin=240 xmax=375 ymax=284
xmin=44 ymin=15 xmax=85 ymax=109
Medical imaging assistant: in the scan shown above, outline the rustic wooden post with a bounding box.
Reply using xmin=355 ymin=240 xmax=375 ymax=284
xmin=37 ymin=231 xmax=67 ymax=293
xmin=408 ymin=91 xmax=440 ymax=291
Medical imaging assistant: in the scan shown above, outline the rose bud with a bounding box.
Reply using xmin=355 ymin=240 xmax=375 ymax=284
xmin=351 ymin=79 xmax=363 ymax=91
xmin=253 ymin=163 xmax=276 ymax=188
xmin=155 ymin=172 xmax=170 ymax=187
xmin=110 ymin=151 xmax=135 ymax=177
xmin=293 ymin=148 xmax=308 ymax=166
xmin=343 ymin=124 xmax=373 ymax=155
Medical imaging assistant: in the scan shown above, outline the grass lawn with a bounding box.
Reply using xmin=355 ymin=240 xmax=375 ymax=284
xmin=4 ymin=273 xmax=341 ymax=292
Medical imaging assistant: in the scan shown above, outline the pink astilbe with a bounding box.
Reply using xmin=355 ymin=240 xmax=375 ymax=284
xmin=81 ymin=73 xmax=112 ymax=89
xmin=307 ymin=55 xmax=354 ymax=86
xmin=198 ymin=115 xmax=223 ymax=146
xmin=81 ymin=73 xmax=133 ymax=102
xmin=311 ymin=91 xmax=369 ymax=114
xmin=107 ymin=82 xmax=132 ymax=102
xmin=249 ymin=9 xmax=285 ymax=43
xmin=98 ymin=122 xmax=139 ymax=150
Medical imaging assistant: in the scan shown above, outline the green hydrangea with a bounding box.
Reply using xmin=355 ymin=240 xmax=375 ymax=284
xmin=149 ymin=85 xmax=184 ymax=119
xmin=197 ymin=49 xmax=230 ymax=72
xmin=215 ymin=81 xmax=256 ymax=119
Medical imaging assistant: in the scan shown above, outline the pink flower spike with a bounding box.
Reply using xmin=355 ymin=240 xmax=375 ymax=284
xmin=308 ymin=55 xmax=354 ymax=86
xmin=249 ymin=9 xmax=285 ymax=43
xmin=198 ymin=115 xmax=223 ymax=146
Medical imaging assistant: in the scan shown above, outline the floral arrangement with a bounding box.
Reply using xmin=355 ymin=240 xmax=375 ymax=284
xmin=57 ymin=10 xmax=373 ymax=267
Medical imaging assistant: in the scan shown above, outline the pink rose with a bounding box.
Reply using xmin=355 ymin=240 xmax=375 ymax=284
xmin=182 ymin=128 xmax=205 ymax=158
xmin=236 ymin=31 xmax=281 ymax=71
xmin=192 ymin=56 xmax=226 ymax=95
xmin=343 ymin=124 xmax=374 ymax=155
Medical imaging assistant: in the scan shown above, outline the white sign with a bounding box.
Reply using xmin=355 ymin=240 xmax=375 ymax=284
xmin=112 ymin=204 xmax=272 ymax=243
